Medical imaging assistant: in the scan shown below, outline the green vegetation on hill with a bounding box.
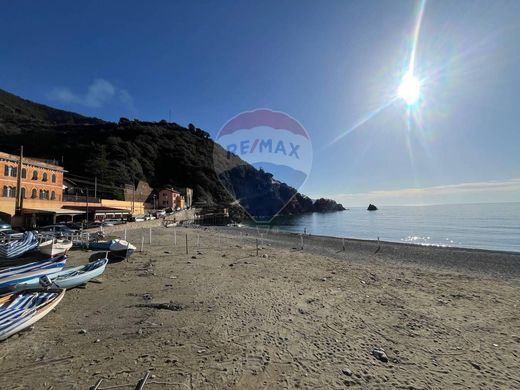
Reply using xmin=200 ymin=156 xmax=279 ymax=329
xmin=0 ymin=88 xmax=345 ymax=218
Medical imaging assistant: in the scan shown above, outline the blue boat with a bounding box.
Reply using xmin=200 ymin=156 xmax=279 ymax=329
xmin=14 ymin=258 xmax=108 ymax=290
xmin=0 ymin=256 xmax=67 ymax=291
xmin=0 ymin=231 xmax=38 ymax=260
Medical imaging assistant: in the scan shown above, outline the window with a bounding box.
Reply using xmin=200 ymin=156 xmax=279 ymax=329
xmin=21 ymin=187 xmax=26 ymax=199
xmin=21 ymin=168 xmax=27 ymax=178
xmin=39 ymin=189 xmax=49 ymax=200
xmin=31 ymin=189 xmax=37 ymax=199
xmin=2 ymin=186 xmax=16 ymax=198
xmin=51 ymin=174 xmax=56 ymax=183
xmin=50 ymin=191 xmax=55 ymax=200
xmin=42 ymin=172 xmax=48 ymax=182
xmin=3 ymin=166 xmax=16 ymax=177
xmin=32 ymin=170 xmax=38 ymax=180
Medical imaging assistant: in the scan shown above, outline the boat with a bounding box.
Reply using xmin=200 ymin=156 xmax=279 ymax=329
xmin=14 ymin=257 xmax=108 ymax=291
xmin=0 ymin=256 xmax=67 ymax=291
xmin=164 ymin=221 xmax=178 ymax=228
xmin=38 ymin=238 xmax=73 ymax=257
xmin=0 ymin=289 xmax=65 ymax=341
xmin=0 ymin=231 xmax=38 ymax=260
xmin=88 ymin=239 xmax=136 ymax=259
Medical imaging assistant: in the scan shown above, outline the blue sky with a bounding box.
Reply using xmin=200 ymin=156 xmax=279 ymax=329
xmin=1 ymin=0 xmax=519 ymax=206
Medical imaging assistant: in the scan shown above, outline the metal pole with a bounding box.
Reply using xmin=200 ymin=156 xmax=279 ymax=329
xmin=300 ymin=234 xmax=303 ymax=250
xmin=342 ymin=238 xmax=345 ymax=251
xmin=94 ymin=176 xmax=97 ymax=198
xmin=124 ymin=228 xmax=127 ymax=240
xmin=15 ymin=145 xmax=23 ymax=212
xmin=185 ymin=234 xmax=188 ymax=254
xmin=256 ymin=239 xmax=259 ymax=256
xmin=149 ymin=227 xmax=152 ymax=245
xmin=174 ymin=228 xmax=177 ymax=246
xmin=140 ymin=236 xmax=144 ymax=252
xmin=86 ymin=187 xmax=89 ymax=226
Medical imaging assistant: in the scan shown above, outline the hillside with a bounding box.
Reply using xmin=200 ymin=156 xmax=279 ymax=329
xmin=0 ymin=88 xmax=344 ymax=219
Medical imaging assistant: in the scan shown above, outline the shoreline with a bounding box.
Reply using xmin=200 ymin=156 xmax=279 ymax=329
xmin=212 ymin=225 xmax=520 ymax=278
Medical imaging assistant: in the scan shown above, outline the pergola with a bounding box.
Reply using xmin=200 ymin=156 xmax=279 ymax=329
xmin=21 ymin=207 xmax=85 ymax=225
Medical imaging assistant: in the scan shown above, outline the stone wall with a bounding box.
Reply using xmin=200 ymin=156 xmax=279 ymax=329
xmin=86 ymin=208 xmax=198 ymax=235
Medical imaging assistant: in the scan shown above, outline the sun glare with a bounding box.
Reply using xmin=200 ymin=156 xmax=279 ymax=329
xmin=398 ymin=72 xmax=421 ymax=105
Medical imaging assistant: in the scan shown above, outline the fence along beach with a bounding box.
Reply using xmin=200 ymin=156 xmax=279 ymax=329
xmin=1 ymin=223 xmax=519 ymax=389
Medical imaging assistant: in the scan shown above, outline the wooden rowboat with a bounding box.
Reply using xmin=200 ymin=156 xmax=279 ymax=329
xmin=0 ymin=289 xmax=65 ymax=341
xmin=38 ymin=238 xmax=73 ymax=257
xmin=0 ymin=256 xmax=67 ymax=291
xmin=14 ymin=258 xmax=108 ymax=291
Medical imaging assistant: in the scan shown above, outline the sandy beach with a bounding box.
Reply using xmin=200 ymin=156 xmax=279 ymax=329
xmin=2 ymin=225 xmax=520 ymax=389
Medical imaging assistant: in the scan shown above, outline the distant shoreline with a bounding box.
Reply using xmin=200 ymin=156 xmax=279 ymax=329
xmin=212 ymin=225 xmax=520 ymax=278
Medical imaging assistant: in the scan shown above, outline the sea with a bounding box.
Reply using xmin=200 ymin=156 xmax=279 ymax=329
xmin=248 ymin=202 xmax=520 ymax=253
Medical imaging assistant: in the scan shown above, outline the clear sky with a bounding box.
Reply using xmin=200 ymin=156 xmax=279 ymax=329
xmin=1 ymin=0 xmax=519 ymax=206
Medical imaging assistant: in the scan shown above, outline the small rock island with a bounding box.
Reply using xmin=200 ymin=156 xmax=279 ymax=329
xmin=367 ymin=204 xmax=378 ymax=211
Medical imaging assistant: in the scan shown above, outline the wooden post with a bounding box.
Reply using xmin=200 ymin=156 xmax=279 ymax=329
xmin=300 ymin=234 xmax=304 ymax=250
xmin=140 ymin=236 xmax=144 ymax=252
xmin=125 ymin=240 xmax=130 ymax=260
xmin=342 ymin=238 xmax=345 ymax=251
xmin=256 ymin=238 xmax=259 ymax=256
xmin=218 ymin=233 xmax=221 ymax=246
xmin=185 ymin=233 xmax=188 ymax=254
xmin=174 ymin=228 xmax=177 ymax=246
xmin=197 ymin=234 xmax=200 ymax=247
xmin=149 ymin=227 xmax=152 ymax=245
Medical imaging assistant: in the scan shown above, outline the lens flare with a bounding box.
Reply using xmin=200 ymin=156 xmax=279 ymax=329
xmin=398 ymin=72 xmax=421 ymax=105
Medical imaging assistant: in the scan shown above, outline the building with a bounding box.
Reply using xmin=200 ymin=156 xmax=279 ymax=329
xmin=124 ymin=180 xmax=154 ymax=213
xmin=158 ymin=188 xmax=182 ymax=209
xmin=0 ymin=150 xmax=83 ymax=226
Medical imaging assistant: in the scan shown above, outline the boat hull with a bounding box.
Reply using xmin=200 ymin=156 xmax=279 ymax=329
xmin=15 ymin=258 xmax=108 ymax=290
xmin=0 ymin=289 xmax=65 ymax=341
xmin=39 ymin=239 xmax=73 ymax=257
xmin=0 ymin=256 xmax=67 ymax=291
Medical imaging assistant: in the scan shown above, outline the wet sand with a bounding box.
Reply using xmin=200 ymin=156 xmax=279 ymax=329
xmin=2 ymin=225 xmax=520 ymax=389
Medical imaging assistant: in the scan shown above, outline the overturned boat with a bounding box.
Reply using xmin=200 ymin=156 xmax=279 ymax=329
xmin=0 ymin=289 xmax=65 ymax=341
xmin=0 ymin=231 xmax=38 ymax=260
xmin=88 ymin=239 xmax=136 ymax=259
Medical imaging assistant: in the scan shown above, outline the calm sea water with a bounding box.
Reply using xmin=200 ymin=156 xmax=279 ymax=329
xmin=249 ymin=202 xmax=520 ymax=253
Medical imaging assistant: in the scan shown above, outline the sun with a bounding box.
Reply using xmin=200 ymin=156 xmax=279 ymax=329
xmin=397 ymin=72 xmax=421 ymax=105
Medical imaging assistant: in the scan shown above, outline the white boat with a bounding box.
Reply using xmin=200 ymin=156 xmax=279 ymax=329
xmin=38 ymin=238 xmax=73 ymax=257
xmin=0 ymin=289 xmax=65 ymax=341
xmin=14 ymin=258 xmax=108 ymax=291
xmin=164 ymin=221 xmax=178 ymax=228
xmin=88 ymin=239 xmax=136 ymax=259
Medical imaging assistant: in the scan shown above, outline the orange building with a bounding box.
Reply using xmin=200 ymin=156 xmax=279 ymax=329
xmin=158 ymin=188 xmax=185 ymax=209
xmin=0 ymin=151 xmax=75 ymax=226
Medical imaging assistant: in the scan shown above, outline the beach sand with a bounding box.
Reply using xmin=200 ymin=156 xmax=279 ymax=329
xmin=1 ymin=225 xmax=519 ymax=389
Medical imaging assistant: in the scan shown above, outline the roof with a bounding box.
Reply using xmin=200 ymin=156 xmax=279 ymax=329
xmin=64 ymin=205 xmax=131 ymax=212
xmin=22 ymin=207 xmax=84 ymax=215
xmin=159 ymin=188 xmax=180 ymax=194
